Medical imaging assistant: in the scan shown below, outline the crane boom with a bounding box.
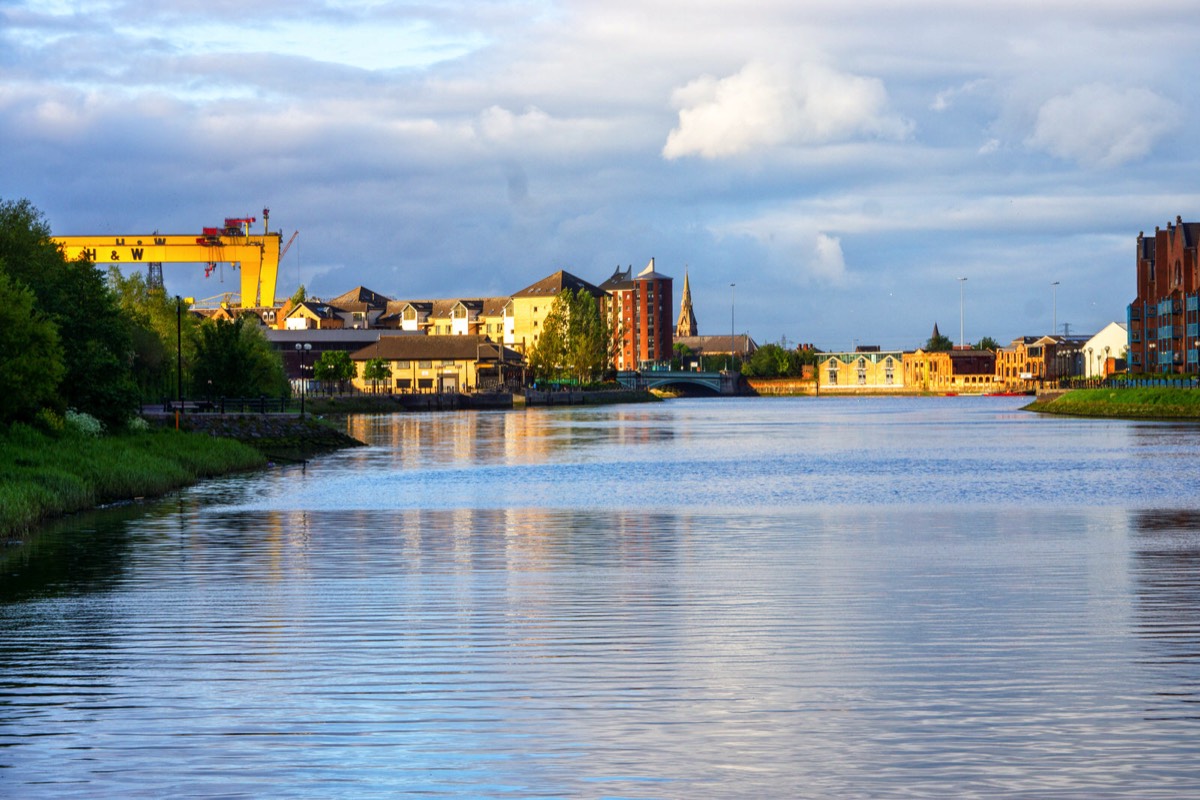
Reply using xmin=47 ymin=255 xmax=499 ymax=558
xmin=53 ymin=226 xmax=283 ymax=307
xmin=280 ymin=231 xmax=299 ymax=260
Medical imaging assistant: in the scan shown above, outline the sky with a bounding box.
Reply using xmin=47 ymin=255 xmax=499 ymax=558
xmin=3 ymin=1 xmax=1199 ymax=351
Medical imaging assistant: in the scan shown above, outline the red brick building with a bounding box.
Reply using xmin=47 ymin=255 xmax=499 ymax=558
xmin=600 ymin=260 xmax=674 ymax=370
xmin=1128 ymin=216 xmax=1200 ymax=373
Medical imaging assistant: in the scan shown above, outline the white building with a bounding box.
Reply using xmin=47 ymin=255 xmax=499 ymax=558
xmin=1082 ymin=322 xmax=1128 ymax=378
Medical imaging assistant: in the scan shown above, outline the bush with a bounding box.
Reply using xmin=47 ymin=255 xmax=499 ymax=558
xmin=64 ymin=409 xmax=104 ymax=437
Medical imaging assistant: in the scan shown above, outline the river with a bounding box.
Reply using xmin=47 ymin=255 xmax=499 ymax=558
xmin=3 ymin=396 xmax=1200 ymax=797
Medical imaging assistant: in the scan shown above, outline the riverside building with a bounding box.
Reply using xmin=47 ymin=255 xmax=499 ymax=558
xmin=1128 ymin=216 xmax=1200 ymax=374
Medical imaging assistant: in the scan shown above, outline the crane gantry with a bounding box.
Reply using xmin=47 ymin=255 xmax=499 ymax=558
xmin=53 ymin=209 xmax=285 ymax=307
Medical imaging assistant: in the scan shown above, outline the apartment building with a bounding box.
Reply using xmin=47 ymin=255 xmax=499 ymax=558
xmin=1128 ymin=216 xmax=1200 ymax=373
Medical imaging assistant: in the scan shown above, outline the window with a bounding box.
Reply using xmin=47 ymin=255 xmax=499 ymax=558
xmin=419 ymin=360 xmax=433 ymax=369
xmin=827 ymin=364 xmax=839 ymax=383
xmin=395 ymin=361 xmax=410 ymax=369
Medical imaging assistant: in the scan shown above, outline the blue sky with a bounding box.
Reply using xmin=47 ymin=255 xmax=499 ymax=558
xmin=4 ymin=1 xmax=1198 ymax=350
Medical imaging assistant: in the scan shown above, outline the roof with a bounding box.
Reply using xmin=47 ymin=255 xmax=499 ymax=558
xmin=266 ymin=329 xmax=422 ymax=345
xmin=674 ymin=334 xmax=758 ymax=355
xmin=329 ymin=286 xmax=391 ymax=312
xmin=349 ymin=334 xmax=521 ymax=362
xmin=513 ymin=269 xmax=605 ymax=298
xmin=599 ymin=266 xmax=634 ymax=291
xmin=288 ymin=300 xmax=346 ymax=320
xmin=634 ymin=258 xmax=671 ymax=282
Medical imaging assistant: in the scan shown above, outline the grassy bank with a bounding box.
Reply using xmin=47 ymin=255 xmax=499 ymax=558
xmin=1026 ymin=387 xmax=1200 ymax=419
xmin=0 ymin=424 xmax=267 ymax=538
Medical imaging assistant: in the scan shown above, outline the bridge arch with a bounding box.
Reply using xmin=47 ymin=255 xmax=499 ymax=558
xmin=616 ymin=370 xmax=736 ymax=395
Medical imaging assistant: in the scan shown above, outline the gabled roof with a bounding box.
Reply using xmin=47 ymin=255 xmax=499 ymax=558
xmin=480 ymin=297 xmax=510 ymax=317
xmin=513 ymin=269 xmax=605 ymax=298
xmin=288 ymin=301 xmax=346 ymax=320
xmin=600 ymin=266 xmax=634 ymax=291
xmin=329 ymin=286 xmax=391 ymax=312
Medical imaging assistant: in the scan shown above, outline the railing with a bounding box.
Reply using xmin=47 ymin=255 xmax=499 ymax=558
xmin=162 ymin=396 xmax=293 ymax=413
xmin=1057 ymin=376 xmax=1200 ymax=390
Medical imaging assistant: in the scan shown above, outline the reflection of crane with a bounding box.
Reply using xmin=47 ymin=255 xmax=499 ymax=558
xmin=53 ymin=209 xmax=284 ymax=307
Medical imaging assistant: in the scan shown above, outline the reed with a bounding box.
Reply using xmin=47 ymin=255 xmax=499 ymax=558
xmin=0 ymin=425 xmax=265 ymax=537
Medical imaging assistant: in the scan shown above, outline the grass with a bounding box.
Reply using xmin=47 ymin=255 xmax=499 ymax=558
xmin=0 ymin=424 xmax=266 ymax=538
xmin=1026 ymin=387 xmax=1200 ymax=419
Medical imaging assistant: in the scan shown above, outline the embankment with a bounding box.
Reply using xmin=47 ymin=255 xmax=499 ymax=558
xmin=1025 ymin=387 xmax=1200 ymax=419
xmin=1 ymin=415 xmax=364 ymax=538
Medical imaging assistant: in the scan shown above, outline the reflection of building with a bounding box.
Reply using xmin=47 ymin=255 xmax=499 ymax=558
xmin=903 ymin=348 xmax=998 ymax=392
xmin=1128 ymin=216 xmax=1200 ymax=373
xmin=601 ymin=260 xmax=674 ymax=370
xmin=818 ymin=348 xmax=905 ymax=390
xmin=349 ymin=335 xmax=522 ymax=393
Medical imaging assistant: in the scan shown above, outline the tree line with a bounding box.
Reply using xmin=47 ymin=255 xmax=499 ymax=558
xmin=0 ymin=198 xmax=290 ymax=430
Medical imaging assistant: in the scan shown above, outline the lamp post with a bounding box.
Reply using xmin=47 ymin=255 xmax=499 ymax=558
xmin=958 ymin=277 xmax=967 ymax=348
xmin=1051 ymin=281 xmax=1060 ymax=337
xmin=295 ymin=342 xmax=312 ymax=417
xmin=730 ymin=282 xmax=736 ymax=371
xmin=175 ymin=295 xmax=183 ymax=428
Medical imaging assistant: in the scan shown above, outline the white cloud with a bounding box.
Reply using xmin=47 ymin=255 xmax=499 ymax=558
xmin=662 ymin=61 xmax=912 ymax=160
xmin=812 ymin=233 xmax=849 ymax=283
xmin=1026 ymin=84 xmax=1179 ymax=168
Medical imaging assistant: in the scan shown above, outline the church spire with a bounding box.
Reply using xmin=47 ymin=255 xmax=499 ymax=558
xmin=675 ymin=270 xmax=698 ymax=337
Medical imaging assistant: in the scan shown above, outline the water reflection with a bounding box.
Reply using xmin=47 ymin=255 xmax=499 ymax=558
xmin=1132 ymin=510 xmax=1200 ymax=721
xmin=5 ymin=400 xmax=1200 ymax=796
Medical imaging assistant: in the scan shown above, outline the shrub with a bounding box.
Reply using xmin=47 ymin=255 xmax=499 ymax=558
xmin=64 ymin=409 xmax=104 ymax=437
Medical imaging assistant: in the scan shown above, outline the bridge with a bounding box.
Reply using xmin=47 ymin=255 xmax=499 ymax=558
xmin=616 ymin=369 xmax=740 ymax=395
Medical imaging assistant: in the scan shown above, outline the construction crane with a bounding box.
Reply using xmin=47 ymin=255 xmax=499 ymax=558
xmin=52 ymin=209 xmax=284 ymax=307
xmin=280 ymin=230 xmax=299 ymax=260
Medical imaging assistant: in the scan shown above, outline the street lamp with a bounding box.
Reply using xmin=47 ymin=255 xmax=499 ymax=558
xmin=175 ymin=295 xmax=183 ymax=414
xmin=295 ymin=342 xmax=312 ymax=417
xmin=730 ymin=282 xmax=736 ymax=371
xmin=958 ymin=277 xmax=967 ymax=348
xmin=1051 ymin=281 xmax=1060 ymax=337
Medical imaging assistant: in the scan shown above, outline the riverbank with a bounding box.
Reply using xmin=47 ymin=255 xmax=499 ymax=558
xmin=0 ymin=425 xmax=266 ymax=538
xmin=1 ymin=415 xmax=364 ymax=538
xmin=1025 ymin=387 xmax=1200 ymax=419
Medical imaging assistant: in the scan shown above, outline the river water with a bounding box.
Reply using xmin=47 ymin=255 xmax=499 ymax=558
xmin=3 ymin=397 xmax=1200 ymax=798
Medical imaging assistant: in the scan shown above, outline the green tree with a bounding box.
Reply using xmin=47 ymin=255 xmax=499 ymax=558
xmin=527 ymin=288 xmax=610 ymax=384
xmin=0 ymin=198 xmax=139 ymax=428
xmin=107 ymin=268 xmax=201 ymax=402
xmin=312 ymin=350 xmax=356 ymax=394
xmin=973 ymin=336 xmax=1000 ymax=351
xmin=363 ymin=358 xmax=391 ymax=394
xmin=672 ymin=342 xmax=692 ymax=370
xmin=0 ymin=271 xmax=65 ymax=422
xmin=924 ymin=330 xmax=954 ymax=352
xmin=190 ymin=316 xmax=288 ymax=398
xmin=742 ymin=343 xmax=805 ymax=378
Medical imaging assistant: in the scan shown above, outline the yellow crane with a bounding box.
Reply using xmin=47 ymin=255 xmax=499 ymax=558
xmin=53 ymin=209 xmax=284 ymax=307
